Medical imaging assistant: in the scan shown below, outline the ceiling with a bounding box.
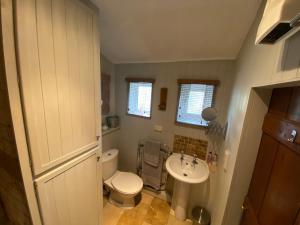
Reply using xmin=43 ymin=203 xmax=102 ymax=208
xmin=91 ymin=0 xmax=262 ymax=64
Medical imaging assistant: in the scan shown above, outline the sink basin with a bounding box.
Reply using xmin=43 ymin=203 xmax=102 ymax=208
xmin=166 ymin=153 xmax=209 ymax=184
xmin=166 ymin=153 xmax=209 ymax=221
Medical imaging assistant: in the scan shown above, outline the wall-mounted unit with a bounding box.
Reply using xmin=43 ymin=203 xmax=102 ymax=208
xmin=256 ymin=0 xmax=300 ymax=44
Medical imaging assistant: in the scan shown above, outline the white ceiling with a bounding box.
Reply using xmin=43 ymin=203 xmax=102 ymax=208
xmin=91 ymin=0 xmax=262 ymax=64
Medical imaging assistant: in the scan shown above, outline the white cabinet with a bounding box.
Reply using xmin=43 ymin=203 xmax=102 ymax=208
xmin=272 ymin=31 xmax=300 ymax=82
xmin=35 ymin=148 xmax=102 ymax=225
xmin=15 ymin=0 xmax=101 ymax=175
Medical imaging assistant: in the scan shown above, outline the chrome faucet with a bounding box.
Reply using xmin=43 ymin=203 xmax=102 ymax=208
xmin=180 ymin=151 xmax=184 ymax=161
xmin=192 ymin=154 xmax=198 ymax=166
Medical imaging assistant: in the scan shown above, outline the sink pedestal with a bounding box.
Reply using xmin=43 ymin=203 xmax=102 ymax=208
xmin=173 ymin=180 xmax=191 ymax=221
xmin=166 ymin=153 xmax=209 ymax=221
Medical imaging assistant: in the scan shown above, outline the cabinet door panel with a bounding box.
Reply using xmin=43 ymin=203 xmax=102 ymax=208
xmin=15 ymin=0 xmax=50 ymax=169
xmin=52 ymin=0 xmax=74 ymax=156
xmin=288 ymin=87 xmax=300 ymax=123
xmin=272 ymin=32 xmax=300 ymax=82
xmin=36 ymin=0 xmax=63 ymax=161
xmin=15 ymin=0 xmax=100 ymax=174
xmin=268 ymin=87 xmax=292 ymax=117
xmin=36 ymin=150 xmax=101 ymax=225
xmin=258 ymin=144 xmax=300 ymax=225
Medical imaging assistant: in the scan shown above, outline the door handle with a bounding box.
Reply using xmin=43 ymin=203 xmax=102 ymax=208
xmin=287 ymin=130 xmax=297 ymax=143
xmin=242 ymin=205 xmax=248 ymax=211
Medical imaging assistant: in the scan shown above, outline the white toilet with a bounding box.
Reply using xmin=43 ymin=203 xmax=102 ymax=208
xmin=102 ymin=149 xmax=143 ymax=208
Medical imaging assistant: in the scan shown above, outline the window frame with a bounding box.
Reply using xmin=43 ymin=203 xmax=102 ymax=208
xmin=175 ymin=79 xmax=220 ymax=129
xmin=125 ymin=78 xmax=155 ymax=119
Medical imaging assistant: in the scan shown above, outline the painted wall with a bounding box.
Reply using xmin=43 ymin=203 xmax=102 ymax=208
xmin=215 ymin=1 xmax=300 ymax=225
xmin=100 ymin=54 xmax=120 ymax=152
xmin=101 ymin=54 xmax=116 ymax=117
xmin=114 ymin=60 xmax=235 ymax=214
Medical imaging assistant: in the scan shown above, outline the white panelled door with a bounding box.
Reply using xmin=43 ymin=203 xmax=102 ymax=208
xmin=35 ymin=148 xmax=102 ymax=225
xmin=14 ymin=0 xmax=102 ymax=224
xmin=15 ymin=0 xmax=101 ymax=175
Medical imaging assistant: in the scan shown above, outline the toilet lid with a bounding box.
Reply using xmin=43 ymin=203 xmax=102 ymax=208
xmin=111 ymin=172 xmax=143 ymax=195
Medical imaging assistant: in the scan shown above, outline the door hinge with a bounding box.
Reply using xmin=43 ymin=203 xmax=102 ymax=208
xmin=28 ymin=157 xmax=33 ymax=168
xmin=33 ymin=182 xmax=38 ymax=195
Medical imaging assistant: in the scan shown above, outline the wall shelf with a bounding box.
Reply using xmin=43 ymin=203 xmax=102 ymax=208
xmin=102 ymin=127 xmax=120 ymax=137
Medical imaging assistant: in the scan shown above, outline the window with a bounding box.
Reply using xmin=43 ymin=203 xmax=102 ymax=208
xmin=176 ymin=80 xmax=219 ymax=127
xmin=126 ymin=78 xmax=154 ymax=118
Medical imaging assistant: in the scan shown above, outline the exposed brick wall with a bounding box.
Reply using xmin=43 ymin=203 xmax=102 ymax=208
xmin=173 ymin=135 xmax=208 ymax=160
xmin=0 ymin=24 xmax=32 ymax=225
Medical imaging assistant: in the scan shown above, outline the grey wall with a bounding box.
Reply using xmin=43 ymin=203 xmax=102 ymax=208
xmin=218 ymin=1 xmax=300 ymax=225
xmin=100 ymin=54 xmax=120 ymax=152
xmin=114 ymin=60 xmax=235 ymax=213
xmin=100 ymin=54 xmax=116 ymax=117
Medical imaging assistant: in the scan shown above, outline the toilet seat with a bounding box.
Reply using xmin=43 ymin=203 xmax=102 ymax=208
xmin=111 ymin=172 xmax=143 ymax=195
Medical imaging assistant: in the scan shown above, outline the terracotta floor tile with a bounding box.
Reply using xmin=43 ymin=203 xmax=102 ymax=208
xmin=141 ymin=192 xmax=154 ymax=205
xmin=103 ymin=202 xmax=124 ymax=225
xmin=144 ymin=198 xmax=171 ymax=225
xmin=167 ymin=215 xmax=193 ymax=225
xmin=103 ymin=194 xmax=187 ymax=225
xmin=141 ymin=222 xmax=152 ymax=225
xmin=117 ymin=202 xmax=150 ymax=225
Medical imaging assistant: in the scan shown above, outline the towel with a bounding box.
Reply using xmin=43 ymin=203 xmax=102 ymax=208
xmin=144 ymin=140 xmax=161 ymax=167
xmin=142 ymin=151 xmax=164 ymax=190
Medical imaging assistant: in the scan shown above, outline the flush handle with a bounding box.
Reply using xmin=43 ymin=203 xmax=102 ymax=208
xmin=288 ymin=130 xmax=297 ymax=143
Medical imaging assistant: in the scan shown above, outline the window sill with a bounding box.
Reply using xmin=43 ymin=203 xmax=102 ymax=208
xmin=175 ymin=121 xmax=207 ymax=130
xmin=126 ymin=113 xmax=151 ymax=120
xmin=102 ymin=127 xmax=120 ymax=137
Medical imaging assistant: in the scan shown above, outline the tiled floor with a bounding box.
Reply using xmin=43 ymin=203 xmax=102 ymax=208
xmin=103 ymin=192 xmax=192 ymax=225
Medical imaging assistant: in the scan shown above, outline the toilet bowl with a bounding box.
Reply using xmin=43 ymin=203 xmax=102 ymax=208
xmin=102 ymin=149 xmax=143 ymax=208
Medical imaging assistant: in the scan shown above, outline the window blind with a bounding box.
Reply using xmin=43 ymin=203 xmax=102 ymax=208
xmin=176 ymin=84 xmax=215 ymax=126
xmin=127 ymin=82 xmax=153 ymax=118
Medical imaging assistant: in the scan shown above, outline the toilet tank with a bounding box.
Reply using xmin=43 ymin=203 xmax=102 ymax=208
xmin=102 ymin=149 xmax=118 ymax=180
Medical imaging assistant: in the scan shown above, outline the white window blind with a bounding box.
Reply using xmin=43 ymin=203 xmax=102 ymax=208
xmin=127 ymin=82 xmax=153 ymax=118
xmin=176 ymin=84 xmax=215 ymax=126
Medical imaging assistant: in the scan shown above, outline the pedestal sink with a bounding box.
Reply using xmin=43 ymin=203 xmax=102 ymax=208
xmin=166 ymin=153 xmax=209 ymax=221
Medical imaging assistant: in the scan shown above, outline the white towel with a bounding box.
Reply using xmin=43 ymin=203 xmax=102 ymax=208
xmin=144 ymin=140 xmax=161 ymax=167
xmin=142 ymin=151 xmax=164 ymax=190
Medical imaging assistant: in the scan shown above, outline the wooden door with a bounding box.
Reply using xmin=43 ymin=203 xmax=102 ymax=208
xmin=241 ymin=87 xmax=300 ymax=225
xmin=35 ymin=148 xmax=102 ymax=225
xmin=258 ymin=144 xmax=300 ymax=225
xmin=247 ymin=134 xmax=279 ymax=215
xmin=15 ymin=0 xmax=101 ymax=175
xmin=240 ymin=198 xmax=259 ymax=225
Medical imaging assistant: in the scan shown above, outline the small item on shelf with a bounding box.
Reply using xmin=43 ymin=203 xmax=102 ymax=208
xmin=102 ymin=125 xmax=109 ymax=131
xmin=106 ymin=116 xmax=119 ymax=128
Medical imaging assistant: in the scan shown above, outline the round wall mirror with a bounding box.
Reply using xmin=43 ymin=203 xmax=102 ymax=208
xmin=201 ymin=107 xmax=217 ymax=122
